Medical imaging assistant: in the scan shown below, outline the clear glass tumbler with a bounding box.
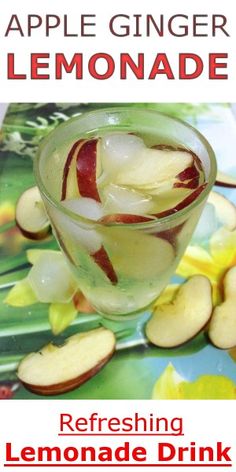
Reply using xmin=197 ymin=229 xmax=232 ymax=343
xmin=34 ymin=107 xmax=217 ymax=319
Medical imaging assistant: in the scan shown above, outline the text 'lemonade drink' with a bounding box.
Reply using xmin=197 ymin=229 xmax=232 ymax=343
xmin=35 ymin=108 xmax=216 ymax=319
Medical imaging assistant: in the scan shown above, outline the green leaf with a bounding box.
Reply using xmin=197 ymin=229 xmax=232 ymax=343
xmin=0 ymin=267 xmax=29 ymax=289
xmin=49 ymin=301 xmax=78 ymax=335
xmin=4 ymin=278 xmax=38 ymax=307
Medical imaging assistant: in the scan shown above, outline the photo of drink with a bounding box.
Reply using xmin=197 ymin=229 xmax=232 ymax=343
xmin=1 ymin=103 xmax=236 ymax=399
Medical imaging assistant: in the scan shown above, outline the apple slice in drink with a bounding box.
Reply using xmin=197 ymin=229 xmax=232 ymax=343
xmin=17 ymin=327 xmax=116 ymax=395
xmin=61 ymin=139 xmax=86 ymax=200
xmin=115 ymin=147 xmax=193 ymax=187
xmin=15 ymin=186 xmax=51 ymax=240
xmin=76 ymin=138 xmax=102 ymax=202
xmin=61 ymin=198 xmax=118 ymax=284
xmin=103 ymin=227 xmax=175 ymax=281
xmin=154 ymin=184 xmax=207 ymax=218
xmin=100 ymin=214 xmax=154 ymax=224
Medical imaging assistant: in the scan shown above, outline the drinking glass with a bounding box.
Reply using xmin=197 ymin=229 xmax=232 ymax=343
xmin=34 ymin=108 xmax=216 ymax=319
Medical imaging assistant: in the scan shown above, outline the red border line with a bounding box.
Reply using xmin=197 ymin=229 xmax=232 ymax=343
xmin=58 ymin=434 xmax=184 ymax=437
xmin=4 ymin=464 xmax=232 ymax=467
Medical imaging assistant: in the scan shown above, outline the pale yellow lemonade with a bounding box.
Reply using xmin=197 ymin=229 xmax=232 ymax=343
xmin=35 ymin=109 xmax=216 ymax=318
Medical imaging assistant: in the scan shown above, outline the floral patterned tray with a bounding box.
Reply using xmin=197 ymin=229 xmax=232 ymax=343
xmin=1 ymin=102 xmax=236 ymax=400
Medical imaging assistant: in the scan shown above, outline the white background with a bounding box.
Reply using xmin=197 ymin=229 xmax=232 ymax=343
xmin=1 ymin=400 xmax=235 ymax=471
xmin=1 ymin=1 xmax=236 ymax=470
xmin=0 ymin=0 xmax=235 ymax=101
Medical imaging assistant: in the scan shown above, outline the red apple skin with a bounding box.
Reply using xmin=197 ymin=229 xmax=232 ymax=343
xmin=99 ymin=214 xmax=154 ymax=224
xmin=215 ymin=180 xmax=236 ymax=189
xmin=174 ymin=176 xmax=199 ymax=189
xmin=20 ymin=351 xmax=115 ymax=396
xmin=152 ymin=144 xmax=177 ymax=151
xmin=157 ymin=222 xmax=185 ymax=248
xmin=61 ymin=139 xmax=85 ymax=201
xmin=73 ymin=292 xmax=94 ymax=313
xmin=176 ymin=165 xmax=199 ymax=182
xmin=92 ymin=246 xmax=118 ymax=285
xmin=76 ymin=139 xmax=101 ymax=202
xmin=154 ymin=183 xmax=207 ymax=218
xmin=15 ymin=221 xmax=51 ymax=241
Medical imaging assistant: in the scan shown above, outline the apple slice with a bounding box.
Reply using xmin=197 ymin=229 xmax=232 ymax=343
xmin=174 ymin=177 xmax=199 ymax=189
xmin=99 ymin=213 xmax=154 ymax=224
xmin=61 ymin=139 xmax=86 ymax=200
xmin=157 ymin=222 xmax=185 ymax=247
xmin=92 ymin=246 xmax=118 ymax=284
xmin=207 ymin=191 xmax=236 ymax=231
xmin=15 ymin=186 xmax=51 ymax=240
xmin=153 ymin=145 xmax=201 ymax=189
xmin=103 ymin=228 xmax=175 ymax=281
xmin=155 ymin=184 xmax=207 ymax=218
xmin=76 ymin=138 xmax=101 ymax=202
xmin=208 ymin=266 xmax=236 ymax=349
xmin=61 ymin=198 xmax=118 ymax=284
xmin=176 ymin=164 xmax=200 ymax=182
xmin=17 ymin=327 xmax=116 ymax=395
xmin=115 ymin=148 xmax=193 ymax=187
xmin=215 ymin=170 xmax=236 ymax=188
xmin=146 ymin=275 xmax=212 ymax=348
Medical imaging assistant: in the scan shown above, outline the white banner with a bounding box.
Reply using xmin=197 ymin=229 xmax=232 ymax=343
xmin=0 ymin=0 xmax=235 ymax=101
xmin=0 ymin=400 xmax=235 ymax=471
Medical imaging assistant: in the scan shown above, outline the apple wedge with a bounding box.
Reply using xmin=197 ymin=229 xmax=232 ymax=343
xmin=92 ymin=246 xmax=118 ymax=284
xmin=155 ymin=184 xmax=207 ymax=218
xmin=174 ymin=177 xmax=199 ymax=189
xmin=208 ymin=266 xmax=236 ymax=349
xmin=99 ymin=213 xmax=154 ymax=224
xmin=215 ymin=170 xmax=236 ymax=188
xmin=103 ymin=228 xmax=175 ymax=281
xmin=146 ymin=275 xmax=212 ymax=348
xmin=17 ymin=327 xmax=116 ymax=395
xmin=76 ymin=138 xmax=101 ymax=202
xmin=61 ymin=198 xmax=118 ymax=284
xmin=115 ymin=147 xmax=193 ymax=187
xmin=207 ymin=191 xmax=236 ymax=231
xmin=157 ymin=222 xmax=185 ymax=247
xmin=176 ymin=164 xmax=200 ymax=182
xmin=61 ymin=139 xmax=87 ymax=200
xmin=15 ymin=186 xmax=51 ymax=240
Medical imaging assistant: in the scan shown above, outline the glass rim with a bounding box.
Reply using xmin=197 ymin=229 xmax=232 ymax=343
xmin=34 ymin=106 xmax=217 ymax=229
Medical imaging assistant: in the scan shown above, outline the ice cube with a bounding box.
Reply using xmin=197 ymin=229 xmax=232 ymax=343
xmin=53 ymin=201 xmax=103 ymax=254
xmin=100 ymin=133 xmax=145 ymax=175
xmin=62 ymin=198 xmax=104 ymax=221
xmin=28 ymin=252 xmax=77 ymax=303
xmin=102 ymin=184 xmax=154 ymax=215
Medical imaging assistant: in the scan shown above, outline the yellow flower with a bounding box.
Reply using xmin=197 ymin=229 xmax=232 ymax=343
xmin=177 ymin=227 xmax=236 ymax=305
xmin=152 ymin=363 xmax=236 ymax=400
